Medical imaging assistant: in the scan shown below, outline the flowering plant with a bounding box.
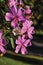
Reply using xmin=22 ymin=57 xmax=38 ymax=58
xmin=0 ymin=0 xmax=34 ymax=55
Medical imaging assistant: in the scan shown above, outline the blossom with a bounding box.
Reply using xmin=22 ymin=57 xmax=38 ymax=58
xmin=15 ymin=35 xmax=31 ymax=54
xmin=25 ymin=6 xmax=32 ymax=20
xmin=12 ymin=27 xmax=22 ymax=36
xmin=25 ymin=6 xmax=31 ymax=14
xmin=5 ymin=7 xmax=25 ymax=28
xmin=0 ymin=31 xmax=7 ymax=54
xmin=21 ymin=20 xmax=34 ymax=39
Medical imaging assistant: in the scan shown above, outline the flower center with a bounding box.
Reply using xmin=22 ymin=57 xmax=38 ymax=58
xmin=13 ymin=16 xmax=18 ymax=22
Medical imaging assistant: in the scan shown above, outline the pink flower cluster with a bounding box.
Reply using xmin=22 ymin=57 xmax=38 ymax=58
xmin=5 ymin=0 xmax=34 ymax=54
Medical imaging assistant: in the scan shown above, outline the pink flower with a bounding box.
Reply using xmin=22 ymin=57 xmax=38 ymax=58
xmin=21 ymin=20 xmax=34 ymax=39
xmin=0 ymin=31 xmax=7 ymax=54
xmin=15 ymin=35 xmax=31 ymax=54
xmin=25 ymin=6 xmax=31 ymax=14
xmin=25 ymin=6 xmax=32 ymax=20
xmin=5 ymin=7 xmax=25 ymax=28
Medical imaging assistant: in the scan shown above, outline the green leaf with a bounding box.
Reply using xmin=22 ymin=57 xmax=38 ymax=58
xmin=10 ymin=38 xmax=15 ymax=49
xmin=0 ymin=0 xmax=4 ymax=2
xmin=0 ymin=0 xmax=7 ymax=2
xmin=7 ymin=50 xmax=43 ymax=61
xmin=24 ymin=0 xmax=28 ymax=4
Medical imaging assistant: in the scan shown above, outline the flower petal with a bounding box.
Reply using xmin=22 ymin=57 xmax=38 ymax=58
xmin=22 ymin=35 xmax=26 ymax=43
xmin=24 ymin=39 xmax=31 ymax=47
xmin=28 ymin=27 xmax=34 ymax=34
xmin=16 ymin=40 xmax=21 ymax=45
xmin=18 ymin=36 xmax=22 ymax=41
xmin=19 ymin=16 xmax=25 ymax=22
xmin=15 ymin=45 xmax=21 ymax=53
xmin=0 ymin=46 xmax=6 ymax=54
xmin=8 ymin=0 xmax=18 ymax=8
xmin=28 ymin=33 xmax=33 ymax=39
xmin=10 ymin=6 xmax=17 ymax=15
xmin=23 ymin=20 xmax=29 ymax=27
xmin=25 ymin=20 xmax=33 ymax=27
xmin=17 ymin=8 xmax=22 ymax=16
xmin=5 ymin=12 xmax=13 ymax=21
xmin=21 ymin=46 xmax=28 ymax=54
xmin=28 ymin=27 xmax=33 ymax=39
xmin=25 ymin=6 xmax=31 ymax=14
xmin=21 ymin=27 xmax=26 ymax=34
xmin=19 ymin=0 xmax=23 ymax=5
xmin=11 ymin=20 xmax=18 ymax=28
xmin=28 ymin=20 xmax=33 ymax=27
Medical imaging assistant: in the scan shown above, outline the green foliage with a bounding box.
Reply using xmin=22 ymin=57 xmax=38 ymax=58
xmin=0 ymin=0 xmax=4 ymax=2
xmin=0 ymin=57 xmax=31 ymax=65
xmin=10 ymin=38 xmax=15 ymax=49
xmin=0 ymin=0 xmax=7 ymax=2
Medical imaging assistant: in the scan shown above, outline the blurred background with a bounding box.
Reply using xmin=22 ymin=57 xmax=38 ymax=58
xmin=0 ymin=0 xmax=43 ymax=65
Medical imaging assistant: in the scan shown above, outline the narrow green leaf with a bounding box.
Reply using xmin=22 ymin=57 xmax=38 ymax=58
xmin=7 ymin=50 xmax=43 ymax=61
xmin=10 ymin=38 xmax=15 ymax=49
